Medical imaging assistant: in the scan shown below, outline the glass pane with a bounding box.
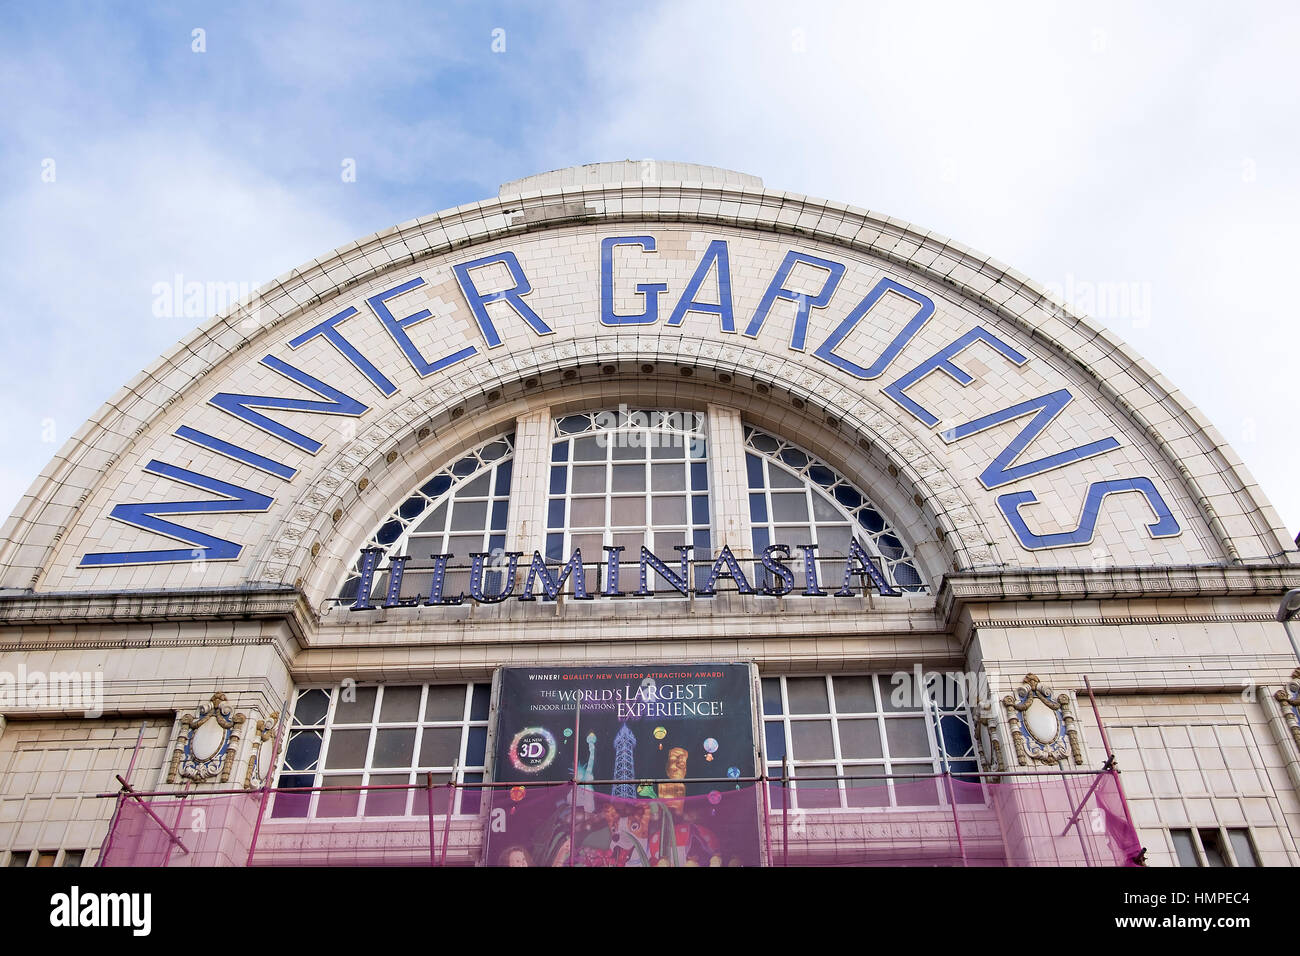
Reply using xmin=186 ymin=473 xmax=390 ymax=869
xmin=793 ymin=768 xmax=840 ymax=809
xmin=771 ymin=493 xmax=808 ymax=522
xmin=470 ymin=683 xmax=491 ymax=721
xmin=410 ymin=773 xmax=454 ymax=816
xmin=465 ymin=726 xmax=488 ymax=767
xmin=651 ymin=496 xmax=686 ymax=525
xmin=611 ymin=464 xmax=645 ymax=492
xmin=334 ymin=686 xmax=377 ymax=723
xmin=571 ymin=533 xmax=603 ymax=562
xmin=283 ymin=730 xmax=323 ymax=772
xmin=769 ymin=467 xmax=803 ymax=490
xmin=761 ymin=678 xmax=783 ymax=715
xmin=271 ymin=774 xmax=315 ymax=818
xmin=651 ymin=463 xmax=686 ymax=491
xmin=811 ymin=493 xmax=841 ymax=521
xmin=450 ymin=500 xmax=488 ymax=531
xmin=324 ymin=729 xmax=370 ymax=769
xmin=613 ymin=532 xmax=644 ymax=554
xmin=421 ymin=475 xmax=452 ymax=499
xmin=545 ymin=532 xmax=564 ymax=561
xmin=1228 ymin=830 xmax=1258 ymax=867
xmin=416 ymin=504 xmax=452 ymax=535
xmin=764 ymin=721 xmax=786 ymax=762
xmin=573 ymin=436 xmax=604 ymax=461
xmin=372 ymin=728 xmax=416 ymax=768
xmin=316 ymin=775 xmax=362 ymax=817
xmin=569 ymin=497 xmax=605 ymax=528
xmin=884 ymin=717 xmax=931 ymax=758
xmin=460 ymin=473 xmax=491 ymax=496
xmin=379 ymin=686 xmax=422 ymax=723
xmin=460 ymin=772 xmax=484 ymax=816
xmin=749 ymin=493 xmax=768 ymax=523
xmin=363 ymin=773 xmax=409 ymax=817
xmin=880 ymin=673 xmax=921 ymax=711
xmin=419 ymin=727 xmax=464 ymax=767
xmin=785 ymin=677 xmax=829 ymax=714
xmin=571 ymin=465 xmax=606 ymax=494
xmin=837 ymin=719 xmax=883 ymax=759
xmin=611 ymin=496 xmax=646 ymax=526
xmin=816 ymin=525 xmax=851 ymax=556
xmin=1199 ymin=829 xmax=1226 ymax=867
xmin=293 ymin=688 xmax=331 ymax=726
xmin=690 ymin=462 xmax=708 ymax=490
xmin=939 ymin=715 xmax=975 ymax=759
xmin=612 ymin=440 xmax=642 ymax=461
xmin=691 ymin=495 xmax=709 ymax=525
xmin=654 ymin=530 xmax=686 ymax=551
xmin=1171 ymin=829 xmax=1199 ymax=867
xmin=557 ymin=414 xmax=587 ymax=435
xmin=789 ymin=720 xmax=835 ymax=760
xmin=833 ymin=676 xmax=876 ymax=713
xmin=494 ymin=459 xmax=513 ymax=494
xmin=845 ymin=766 xmax=890 ymax=808
xmin=425 ymin=685 xmax=466 ymax=721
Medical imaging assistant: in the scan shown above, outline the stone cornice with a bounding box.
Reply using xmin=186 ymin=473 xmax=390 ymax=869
xmin=938 ymin=563 xmax=1300 ymax=631
xmin=0 ymin=586 xmax=317 ymax=647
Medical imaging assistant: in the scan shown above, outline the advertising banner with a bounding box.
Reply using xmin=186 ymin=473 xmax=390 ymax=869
xmin=486 ymin=663 xmax=761 ymax=866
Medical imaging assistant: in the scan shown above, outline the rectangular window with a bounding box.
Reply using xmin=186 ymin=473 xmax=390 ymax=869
xmin=1170 ymin=827 xmax=1259 ymax=866
xmin=760 ymin=673 xmax=977 ymax=810
xmin=272 ymin=683 xmax=490 ymax=820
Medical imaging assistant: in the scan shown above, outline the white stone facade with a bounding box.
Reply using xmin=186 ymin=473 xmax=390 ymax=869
xmin=1 ymin=161 xmax=1297 ymax=866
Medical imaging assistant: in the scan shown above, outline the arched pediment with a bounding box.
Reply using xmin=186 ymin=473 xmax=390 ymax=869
xmin=3 ymin=165 xmax=1292 ymax=598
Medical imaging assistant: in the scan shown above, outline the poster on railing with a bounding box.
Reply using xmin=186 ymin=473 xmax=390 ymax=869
xmin=486 ymin=663 xmax=762 ymax=866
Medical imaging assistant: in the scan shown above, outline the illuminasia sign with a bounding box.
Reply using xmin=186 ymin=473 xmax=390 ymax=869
xmin=485 ymin=664 xmax=762 ymax=867
xmin=347 ymin=539 xmax=899 ymax=608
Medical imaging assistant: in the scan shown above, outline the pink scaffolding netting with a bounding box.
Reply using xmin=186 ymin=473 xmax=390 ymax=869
xmin=98 ymin=772 xmax=1141 ymax=867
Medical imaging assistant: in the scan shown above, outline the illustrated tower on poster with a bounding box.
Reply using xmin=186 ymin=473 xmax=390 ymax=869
xmin=613 ymin=723 xmax=636 ymax=799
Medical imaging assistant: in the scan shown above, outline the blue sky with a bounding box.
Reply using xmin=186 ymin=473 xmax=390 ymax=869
xmin=2 ymin=0 xmax=1298 ymax=545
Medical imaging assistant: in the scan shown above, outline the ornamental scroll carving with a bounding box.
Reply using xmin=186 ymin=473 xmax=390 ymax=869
xmin=1001 ymin=674 xmax=1083 ymax=767
xmin=243 ymin=711 xmax=281 ymax=789
xmin=1273 ymin=668 xmax=1300 ymax=754
xmin=972 ymin=699 xmax=1006 ymax=773
xmin=167 ymin=693 xmax=246 ymax=784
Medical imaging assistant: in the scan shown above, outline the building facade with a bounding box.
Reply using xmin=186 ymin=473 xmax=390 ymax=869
xmin=2 ymin=161 xmax=1298 ymax=867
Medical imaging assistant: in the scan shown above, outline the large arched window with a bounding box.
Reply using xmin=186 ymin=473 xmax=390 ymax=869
xmin=546 ymin=408 xmax=712 ymax=591
xmin=743 ymin=426 xmax=924 ymax=592
xmin=335 ymin=409 xmax=925 ymax=602
xmin=337 ymin=432 xmax=514 ymax=603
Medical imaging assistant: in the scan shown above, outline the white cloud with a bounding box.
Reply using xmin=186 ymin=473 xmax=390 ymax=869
xmin=566 ymin=0 xmax=1300 ymax=537
xmin=0 ymin=128 xmax=359 ymax=516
